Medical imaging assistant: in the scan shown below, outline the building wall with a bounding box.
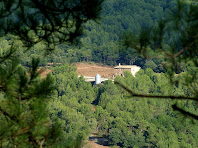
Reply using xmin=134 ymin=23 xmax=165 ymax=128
xmin=114 ymin=68 xmax=131 ymax=77
xmin=131 ymin=67 xmax=141 ymax=77
xmin=114 ymin=66 xmax=141 ymax=77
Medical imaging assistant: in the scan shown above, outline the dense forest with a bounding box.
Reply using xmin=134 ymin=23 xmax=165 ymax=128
xmin=46 ymin=64 xmax=198 ymax=147
xmin=0 ymin=0 xmax=198 ymax=147
xmin=18 ymin=0 xmax=176 ymax=72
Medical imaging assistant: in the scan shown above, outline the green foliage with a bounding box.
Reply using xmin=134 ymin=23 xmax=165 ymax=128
xmin=99 ymin=69 xmax=198 ymax=147
xmin=122 ymin=0 xmax=198 ymax=120
xmin=0 ymin=0 xmax=104 ymax=147
xmin=0 ymin=58 xmax=60 ymax=147
xmin=47 ymin=64 xmax=97 ymax=146
xmin=16 ymin=0 xmax=174 ymax=69
xmin=1 ymin=0 xmax=197 ymax=147
xmin=0 ymin=0 xmax=104 ymax=49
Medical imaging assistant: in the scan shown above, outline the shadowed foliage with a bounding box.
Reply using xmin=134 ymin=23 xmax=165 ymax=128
xmin=120 ymin=0 xmax=198 ymax=120
xmin=0 ymin=0 xmax=104 ymax=147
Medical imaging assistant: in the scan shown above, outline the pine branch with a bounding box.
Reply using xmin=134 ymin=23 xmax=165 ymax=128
xmin=0 ymin=0 xmax=23 ymax=18
xmin=115 ymin=81 xmax=198 ymax=120
xmin=115 ymin=81 xmax=198 ymax=101
xmin=0 ymin=106 xmax=19 ymax=122
xmin=172 ymin=104 xmax=198 ymax=120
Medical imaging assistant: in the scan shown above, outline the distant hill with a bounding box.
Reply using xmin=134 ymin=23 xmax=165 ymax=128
xmin=19 ymin=0 xmax=175 ymax=73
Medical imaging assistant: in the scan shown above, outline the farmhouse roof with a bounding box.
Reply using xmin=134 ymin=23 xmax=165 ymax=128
xmin=114 ymin=65 xmax=140 ymax=69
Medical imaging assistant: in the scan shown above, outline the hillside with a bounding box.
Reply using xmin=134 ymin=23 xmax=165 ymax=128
xmin=19 ymin=0 xmax=174 ymax=73
xmin=0 ymin=0 xmax=197 ymax=147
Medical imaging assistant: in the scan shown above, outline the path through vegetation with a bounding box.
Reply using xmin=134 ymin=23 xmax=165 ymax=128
xmin=88 ymin=133 xmax=109 ymax=148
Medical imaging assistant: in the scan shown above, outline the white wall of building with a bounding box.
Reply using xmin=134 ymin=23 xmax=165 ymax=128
xmin=131 ymin=66 xmax=141 ymax=77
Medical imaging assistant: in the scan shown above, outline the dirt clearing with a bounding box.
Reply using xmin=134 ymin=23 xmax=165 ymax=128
xmin=75 ymin=63 xmax=114 ymax=78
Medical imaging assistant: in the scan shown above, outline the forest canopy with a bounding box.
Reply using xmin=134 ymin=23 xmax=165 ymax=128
xmin=0 ymin=0 xmax=197 ymax=148
xmin=0 ymin=0 xmax=103 ymax=147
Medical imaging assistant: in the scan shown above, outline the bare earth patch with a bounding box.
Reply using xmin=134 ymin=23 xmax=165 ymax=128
xmin=38 ymin=62 xmax=115 ymax=78
xmin=75 ymin=62 xmax=114 ymax=78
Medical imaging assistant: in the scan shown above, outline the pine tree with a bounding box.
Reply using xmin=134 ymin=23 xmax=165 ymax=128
xmin=0 ymin=0 xmax=104 ymax=147
xmin=118 ymin=0 xmax=198 ymax=120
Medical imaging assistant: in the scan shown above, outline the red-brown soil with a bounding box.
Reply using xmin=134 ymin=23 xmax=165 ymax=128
xmin=38 ymin=62 xmax=115 ymax=79
xmin=75 ymin=63 xmax=114 ymax=78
